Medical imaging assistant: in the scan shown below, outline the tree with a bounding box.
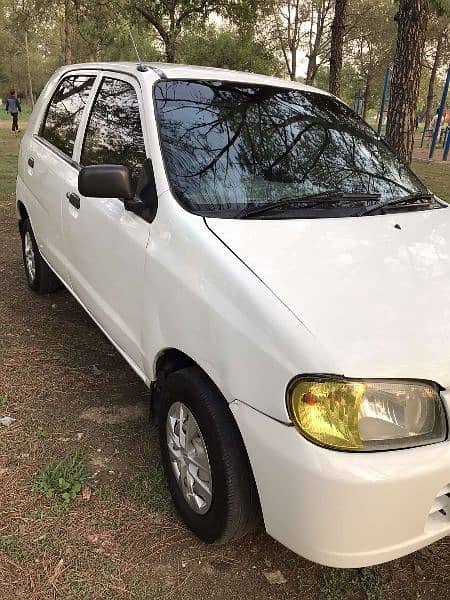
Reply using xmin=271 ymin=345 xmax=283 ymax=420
xmin=329 ymin=0 xmax=348 ymax=95
xmin=385 ymin=0 xmax=430 ymax=163
xmin=343 ymin=0 xmax=396 ymax=118
xmin=305 ymin=0 xmax=333 ymax=85
xmin=64 ymin=0 xmax=74 ymax=64
xmin=134 ymin=0 xmax=218 ymax=62
xmin=269 ymin=0 xmax=307 ymax=81
xmin=178 ymin=24 xmax=283 ymax=75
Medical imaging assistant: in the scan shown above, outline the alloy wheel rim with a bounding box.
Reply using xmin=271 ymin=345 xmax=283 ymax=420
xmin=24 ymin=231 xmax=36 ymax=282
xmin=166 ymin=401 xmax=213 ymax=515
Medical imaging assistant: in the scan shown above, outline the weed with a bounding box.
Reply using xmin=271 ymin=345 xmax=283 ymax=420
xmin=127 ymin=571 xmax=166 ymax=600
xmin=32 ymin=446 xmax=90 ymax=507
xmin=124 ymin=466 xmax=172 ymax=514
xmin=65 ymin=571 xmax=90 ymax=600
xmin=0 ymin=393 xmax=9 ymax=406
xmin=320 ymin=567 xmax=382 ymax=600
xmin=359 ymin=567 xmax=382 ymax=600
xmin=0 ymin=535 xmax=27 ymax=561
xmin=95 ymin=484 xmax=111 ymax=500
xmin=320 ymin=568 xmax=359 ymax=600
xmin=36 ymin=425 xmax=48 ymax=438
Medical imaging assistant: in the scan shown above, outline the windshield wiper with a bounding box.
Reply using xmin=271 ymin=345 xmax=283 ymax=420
xmin=238 ymin=191 xmax=381 ymax=218
xmin=356 ymin=192 xmax=444 ymax=217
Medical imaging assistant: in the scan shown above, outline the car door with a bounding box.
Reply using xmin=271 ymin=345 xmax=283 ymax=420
xmin=25 ymin=73 xmax=97 ymax=281
xmin=62 ymin=73 xmax=150 ymax=374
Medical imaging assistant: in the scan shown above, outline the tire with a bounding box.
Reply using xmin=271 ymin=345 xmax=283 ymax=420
xmin=21 ymin=219 xmax=62 ymax=294
xmin=158 ymin=366 xmax=260 ymax=543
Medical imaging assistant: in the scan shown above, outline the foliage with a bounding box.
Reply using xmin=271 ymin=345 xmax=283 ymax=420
xmin=32 ymin=446 xmax=90 ymax=507
xmin=178 ymin=24 xmax=284 ymax=75
xmin=1 ymin=0 xmax=449 ymax=161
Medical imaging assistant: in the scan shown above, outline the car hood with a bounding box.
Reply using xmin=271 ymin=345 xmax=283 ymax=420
xmin=206 ymin=210 xmax=450 ymax=387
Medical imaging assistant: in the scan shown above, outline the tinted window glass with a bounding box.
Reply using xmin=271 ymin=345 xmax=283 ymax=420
xmin=81 ymin=78 xmax=146 ymax=190
xmin=154 ymin=80 xmax=427 ymax=218
xmin=41 ymin=75 xmax=95 ymax=156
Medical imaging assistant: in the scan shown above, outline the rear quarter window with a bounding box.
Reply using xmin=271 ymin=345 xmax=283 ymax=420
xmin=41 ymin=75 xmax=96 ymax=157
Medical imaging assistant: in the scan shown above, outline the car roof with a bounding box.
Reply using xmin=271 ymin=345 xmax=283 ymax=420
xmin=60 ymin=62 xmax=331 ymax=97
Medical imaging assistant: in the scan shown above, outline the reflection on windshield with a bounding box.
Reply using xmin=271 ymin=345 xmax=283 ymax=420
xmin=154 ymin=80 xmax=426 ymax=217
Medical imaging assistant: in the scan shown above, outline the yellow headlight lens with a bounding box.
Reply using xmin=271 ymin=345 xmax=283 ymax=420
xmin=286 ymin=378 xmax=447 ymax=451
xmin=287 ymin=379 xmax=366 ymax=450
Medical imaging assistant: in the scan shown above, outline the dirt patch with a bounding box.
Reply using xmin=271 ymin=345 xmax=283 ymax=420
xmin=79 ymin=402 xmax=147 ymax=425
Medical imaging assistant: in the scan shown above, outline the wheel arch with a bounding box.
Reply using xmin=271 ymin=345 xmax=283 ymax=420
xmin=16 ymin=200 xmax=29 ymax=234
xmin=150 ymin=347 xmax=232 ymax=424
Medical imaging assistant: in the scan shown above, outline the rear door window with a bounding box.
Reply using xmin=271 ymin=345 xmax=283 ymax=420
xmin=81 ymin=77 xmax=147 ymax=191
xmin=41 ymin=75 xmax=96 ymax=157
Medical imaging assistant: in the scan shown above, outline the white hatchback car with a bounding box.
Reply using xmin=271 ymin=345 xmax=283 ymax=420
xmin=17 ymin=62 xmax=450 ymax=568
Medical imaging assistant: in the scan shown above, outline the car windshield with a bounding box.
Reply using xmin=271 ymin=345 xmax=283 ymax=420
xmin=154 ymin=79 xmax=428 ymax=218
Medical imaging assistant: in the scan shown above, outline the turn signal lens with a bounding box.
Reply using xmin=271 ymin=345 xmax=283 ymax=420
xmin=286 ymin=378 xmax=447 ymax=451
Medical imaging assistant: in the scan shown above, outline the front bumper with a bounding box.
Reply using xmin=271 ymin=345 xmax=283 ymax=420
xmin=231 ymin=396 xmax=450 ymax=568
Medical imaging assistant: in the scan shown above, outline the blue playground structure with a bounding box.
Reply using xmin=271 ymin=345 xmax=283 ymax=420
xmin=377 ymin=68 xmax=391 ymax=136
xmin=421 ymin=66 xmax=450 ymax=160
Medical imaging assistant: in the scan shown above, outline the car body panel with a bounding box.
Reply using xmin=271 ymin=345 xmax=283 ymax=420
xmin=206 ymin=209 xmax=450 ymax=388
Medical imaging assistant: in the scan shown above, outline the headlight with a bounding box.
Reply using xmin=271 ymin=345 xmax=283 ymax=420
xmin=286 ymin=376 xmax=447 ymax=451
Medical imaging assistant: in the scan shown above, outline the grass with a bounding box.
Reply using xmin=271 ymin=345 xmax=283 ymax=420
xmin=320 ymin=567 xmax=381 ymax=600
xmin=320 ymin=568 xmax=359 ymax=600
xmin=0 ymin=125 xmax=22 ymax=195
xmin=123 ymin=466 xmax=172 ymax=514
xmin=36 ymin=424 xmax=49 ymax=438
xmin=32 ymin=446 xmax=90 ymax=507
xmin=0 ymin=535 xmax=28 ymax=562
xmin=412 ymin=162 xmax=450 ymax=203
xmin=359 ymin=567 xmax=382 ymax=600
xmin=0 ymin=393 xmax=9 ymax=406
xmin=0 ymin=104 xmax=33 ymax=122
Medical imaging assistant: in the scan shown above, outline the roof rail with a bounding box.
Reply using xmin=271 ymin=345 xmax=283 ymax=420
xmin=137 ymin=64 xmax=167 ymax=78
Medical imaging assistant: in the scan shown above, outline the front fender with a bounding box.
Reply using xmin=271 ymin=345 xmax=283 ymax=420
xmin=142 ymin=193 xmax=338 ymax=422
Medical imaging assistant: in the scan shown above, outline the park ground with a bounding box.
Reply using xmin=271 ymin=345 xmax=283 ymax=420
xmin=1 ymin=116 xmax=450 ymax=600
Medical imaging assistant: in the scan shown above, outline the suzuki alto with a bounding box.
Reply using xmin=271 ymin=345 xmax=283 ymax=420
xmin=16 ymin=62 xmax=450 ymax=567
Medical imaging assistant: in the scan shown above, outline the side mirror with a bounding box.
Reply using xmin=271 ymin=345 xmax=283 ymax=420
xmin=78 ymin=165 xmax=133 ymax=200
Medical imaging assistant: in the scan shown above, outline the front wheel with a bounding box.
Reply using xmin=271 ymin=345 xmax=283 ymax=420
xmin=158 ymin=366 xmax=260 ymax=543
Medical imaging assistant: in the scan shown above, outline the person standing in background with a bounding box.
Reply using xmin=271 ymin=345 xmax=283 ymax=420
xmin=5 ymin=89 xmax=21 ymax=133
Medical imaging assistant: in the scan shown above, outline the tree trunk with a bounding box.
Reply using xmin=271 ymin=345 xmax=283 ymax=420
xmin=329 ymin=0 xmax=348 ymax=96
xmin=64 ymin=0 xmax=74 ymax=65
xmin=362 ymin=71 xmax=372 ymax=120
xmin=305 ymin=55 xmax=317 ymax=85
xmin=385 ymin=0 xmax=430 ymax=164
xmin=424 ymin=31 xmax=445 ymax=131
xmin=290 ymin=44 xmax=297 ymax=81
xmin=164 ymin=36 xmax=176 ymax=62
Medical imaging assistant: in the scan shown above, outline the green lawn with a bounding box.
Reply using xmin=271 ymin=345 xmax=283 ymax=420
xmin=0 ymin=104 xmax=33 ymax=122
xmin=412 ymin=162 xmax=450 ymax=203
xmin=0 ymin=126 xmax=22 ymax=195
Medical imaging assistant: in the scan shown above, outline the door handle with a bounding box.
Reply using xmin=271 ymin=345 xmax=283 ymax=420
xmin=66 ymin=192 xmax=80 ymax=210
xmin=28 ymin=157 xmax=34 ymax=168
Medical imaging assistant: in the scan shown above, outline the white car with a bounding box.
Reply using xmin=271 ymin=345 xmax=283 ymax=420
xmin=17 ymin=62 xmax=450 ymax=568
